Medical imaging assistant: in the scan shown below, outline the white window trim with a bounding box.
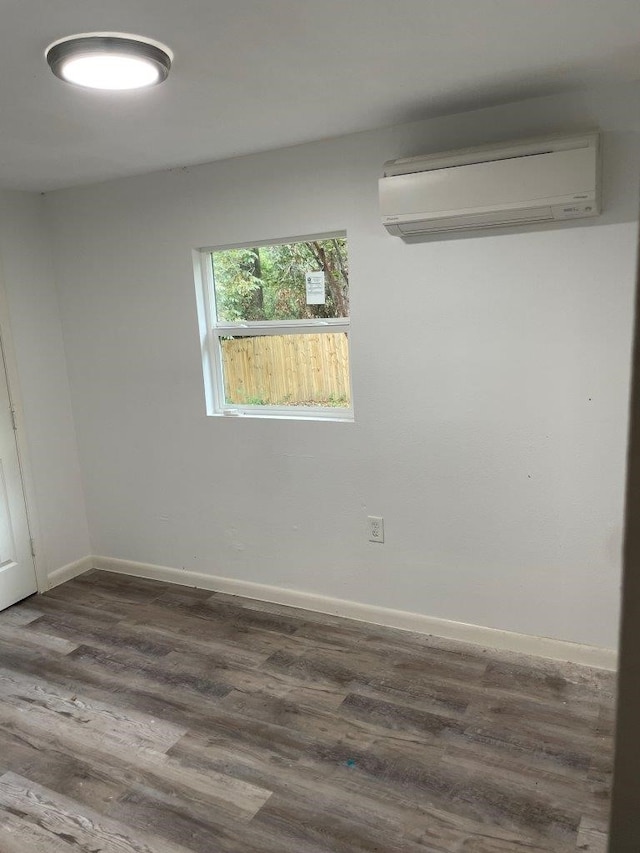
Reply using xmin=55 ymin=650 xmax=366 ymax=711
xmin=193 ymin=239 xmax=353 ymax=422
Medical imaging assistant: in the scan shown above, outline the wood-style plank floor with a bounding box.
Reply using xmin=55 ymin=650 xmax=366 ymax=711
xmin=0 ymin=570 xmax=614 ymax=852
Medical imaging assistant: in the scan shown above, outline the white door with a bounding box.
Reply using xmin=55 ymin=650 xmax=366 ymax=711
xmin=0 ymin=340 xmax=37 ymax=611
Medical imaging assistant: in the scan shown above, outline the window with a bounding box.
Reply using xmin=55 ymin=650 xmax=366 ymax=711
xmin=195 ymin=233 xmax=352 ymax=420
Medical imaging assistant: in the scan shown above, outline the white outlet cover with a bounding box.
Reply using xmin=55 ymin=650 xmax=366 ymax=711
xmin=368 ymin=516 xmax=384 ymax=543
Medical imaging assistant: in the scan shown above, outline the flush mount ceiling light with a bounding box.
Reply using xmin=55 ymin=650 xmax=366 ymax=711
xmin=46 ymin=33 xmax=172 ymax=91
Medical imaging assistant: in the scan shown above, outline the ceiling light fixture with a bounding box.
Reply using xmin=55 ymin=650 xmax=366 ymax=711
xmin=46 ymin=33 xmax=172 ymax=91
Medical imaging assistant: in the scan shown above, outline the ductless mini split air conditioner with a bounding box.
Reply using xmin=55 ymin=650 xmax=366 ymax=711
xmin=379 ymin=132 xmax=601 ymax=238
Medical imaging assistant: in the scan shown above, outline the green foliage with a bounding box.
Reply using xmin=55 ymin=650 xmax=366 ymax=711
xmin=212 ymin=247 xmax=265 ymax=321
xmin=326 ymin=393 xmax=348 ymax=407
xmin=211 ymin=238 xmax=349 ymax=323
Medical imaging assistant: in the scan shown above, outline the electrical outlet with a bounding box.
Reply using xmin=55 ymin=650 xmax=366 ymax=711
xmin=368 ymin=516 xmax=384 ymax=543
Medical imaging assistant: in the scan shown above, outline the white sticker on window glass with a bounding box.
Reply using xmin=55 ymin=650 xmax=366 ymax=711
xmin=305 ymin=271 xmax=325 ymax=305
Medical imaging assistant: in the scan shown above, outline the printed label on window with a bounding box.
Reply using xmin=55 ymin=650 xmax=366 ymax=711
xmin=305 ymin=271 xmax=325 ymax=305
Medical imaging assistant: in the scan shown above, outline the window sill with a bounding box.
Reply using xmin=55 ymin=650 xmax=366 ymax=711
xmin=209 ymin=408 xmax=354 ymax=423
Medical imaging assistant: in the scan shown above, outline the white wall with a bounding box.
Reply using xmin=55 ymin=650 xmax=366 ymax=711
xmin=0 ymin=191 xmax=91 ymax=577
xmin=46 ymin=83 xmax=640 ymax=649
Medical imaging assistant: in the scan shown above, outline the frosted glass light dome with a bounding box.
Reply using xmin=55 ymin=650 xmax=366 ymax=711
xmin=46 ymin=33 xmax=172 ymax=91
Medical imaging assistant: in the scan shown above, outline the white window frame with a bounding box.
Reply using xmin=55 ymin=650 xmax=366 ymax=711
xmin=194 ymin=233 xmax=353 ymax=421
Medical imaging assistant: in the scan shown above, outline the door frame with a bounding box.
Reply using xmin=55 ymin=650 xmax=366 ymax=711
xmin=0 ymin=262 xmax=47 ymax=594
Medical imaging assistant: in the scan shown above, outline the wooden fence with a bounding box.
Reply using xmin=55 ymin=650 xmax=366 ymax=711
xmin=221 ymin=332 xmax=350 ymax=406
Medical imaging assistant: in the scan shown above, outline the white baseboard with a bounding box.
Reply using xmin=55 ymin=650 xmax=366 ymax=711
xmin=92 ymin=555 xmax=617 ymax=670
xmin=46 ymin=555 xmax=94 ymax=590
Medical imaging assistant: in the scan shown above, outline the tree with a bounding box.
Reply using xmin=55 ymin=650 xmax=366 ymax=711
xmin=211 ymin=238 xmax=349 ymax=322
xmin=213 ymin=247 xmax=265 ymax=321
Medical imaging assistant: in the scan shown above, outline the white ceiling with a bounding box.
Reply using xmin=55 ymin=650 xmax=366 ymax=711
xmin=2 ymin=0 xmax=640 ymax=192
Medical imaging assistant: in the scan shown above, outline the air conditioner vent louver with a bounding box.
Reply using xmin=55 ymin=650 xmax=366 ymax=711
xmin=380 ymin=132 xmax=601 ymax=239
xmin=397 ymin=206 xmax=555 ymax=236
